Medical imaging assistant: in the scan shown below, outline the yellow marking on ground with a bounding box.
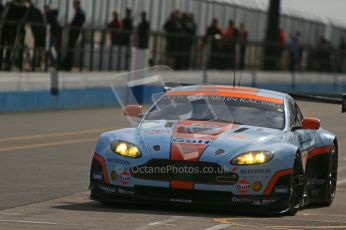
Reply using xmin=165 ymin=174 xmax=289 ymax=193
xmin=0 ymin=138 xmax=98 ymax=153
xmin=0 ymin=128 xmax=108 ymax=143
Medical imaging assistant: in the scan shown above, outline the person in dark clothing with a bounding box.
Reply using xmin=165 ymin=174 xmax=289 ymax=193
xmin=45 ymin=4 xmax=62 ymax=68
xmin=288 ymin=31 xmax=302 ymax=72
xmin=163 ymin=10 xmax=183 ymax=69
xmin=337 ymin=37 xmax=346 ymax=72
xmin=122 ymin=8 xmax=133 ymax=47
xmin=27 ymin=0 xmax=46 ymax=70
xmin=180 ymin=12 xmax=196 ymax=69
xmin=61 ymin=0 xmax=85 ymax=71
xmin=222 ymin=20 xmax=239 ymax=69
xmin=137 ymin=11 xmax=150 ymax=49
xmin=107 ymin=10 xmax=122 ymax=46
xmin=205 ymin=18 xmax=222 ymax=69
xmin=121 ymin=8 xmax=133 ymax=70
xmin=0 ymin=0 xmax=28 ymax=71
xmin=239 ymin=23 xmax=248 ymax=70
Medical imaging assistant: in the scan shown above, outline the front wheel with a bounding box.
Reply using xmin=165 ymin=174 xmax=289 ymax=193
xmin=320 ymin=144 xmax=338 ymax=206
xmin=286 ymin=152 xmax=304 ymax=215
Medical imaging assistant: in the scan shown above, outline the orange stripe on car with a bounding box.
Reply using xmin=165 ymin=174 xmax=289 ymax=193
xmin=264 ymin=168 xmax=293 ymax=195
xmin=94 ymin=154 xmax=110 ymax=184
xmin=307 ymin=145 xmax=333 ymax=160
xmin=171 ymin=181 xmax=194 ymax=190
xmin=198 ymin=85 xmax=258 ymax=95
xmin=166 ymin=91 xmax=283 ymax=104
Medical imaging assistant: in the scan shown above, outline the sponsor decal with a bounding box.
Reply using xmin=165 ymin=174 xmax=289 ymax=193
xmin=232 ymin=197 xmax=252 ymax=204
xmin=252 ymin=181 xmax=263 ymax=192
xmin=230 ymin=134 xmax=246 ymax=141
xmin=240 ymin=168 xmax=271 ymax=174
xmin=107 ymin=158 xmax=130 ymax=166
xmin=170 ymin=198 xmax=192 ymax=203
xmin=251 ymin=198 xmax=277 ymax=206
xmin=237 ymin=179 xmax=250 ymax=194
xmin=120 ymin=171 xmax=131 ymax=185
xmin=172 ymin=137 xmax=212 ymax=145
xmin=274 ymin=185 xmax=289 ymax=194
xmin=111 ymin=170 xmax=117 ymax=181
xmin=118 ymin=188 xmax=134 ymax=197
xmin=115 ymin=164 xmax=125 ymax=174
xmin=98 ymin=185 xmax=116 ymax=194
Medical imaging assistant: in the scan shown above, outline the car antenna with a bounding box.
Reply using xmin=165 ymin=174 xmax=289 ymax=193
xmin=238 ymin=71 xmax=242 ymax=86
xmin=233 ymin=67 xmax=236 ymax=87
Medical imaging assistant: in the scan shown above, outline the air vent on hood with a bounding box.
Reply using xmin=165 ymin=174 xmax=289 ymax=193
xmin=165 ymin=122 xmax=174 ymax=128
xmin=233 ymin=128 xmax=249 ymax=133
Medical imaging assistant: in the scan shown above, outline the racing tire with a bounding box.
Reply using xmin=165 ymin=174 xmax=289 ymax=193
xmin=320 ymin=144 xmax=338 ymax=207
xmin=286 ymin=152 xmax=304 ymax=216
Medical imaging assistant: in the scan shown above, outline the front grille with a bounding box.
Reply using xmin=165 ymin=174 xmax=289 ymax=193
xmin=135 ymin=185 xmax=233 ymax=203
xmin=131 ymin=159 xmax=238 ymax=185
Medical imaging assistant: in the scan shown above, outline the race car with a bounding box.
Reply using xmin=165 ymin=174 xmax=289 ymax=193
xmin=89 ymin=72 xmax=339 ymax=215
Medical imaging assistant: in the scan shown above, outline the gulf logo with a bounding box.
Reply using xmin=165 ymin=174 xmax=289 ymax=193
xmin=237 ymin=179 xmax=250 ymax=194
xmin=120 ymin=171 xmax=131 ymax=185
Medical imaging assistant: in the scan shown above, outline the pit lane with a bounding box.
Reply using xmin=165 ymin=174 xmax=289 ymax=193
xmin=0 ymin=101 xmax=346 ymax=230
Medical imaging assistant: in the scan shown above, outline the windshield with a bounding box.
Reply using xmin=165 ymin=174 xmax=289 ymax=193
xmin=144 ymin=95 xmax=285 ymax=130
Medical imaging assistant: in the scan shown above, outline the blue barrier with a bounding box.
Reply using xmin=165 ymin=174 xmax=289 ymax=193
xmin=0 ymin=83 xmax=345 ymax=113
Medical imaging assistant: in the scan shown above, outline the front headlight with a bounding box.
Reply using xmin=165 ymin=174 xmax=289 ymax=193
xmin=231 ymin=151 xmax=273 ymax=165
xmin=111 ymin=141 xmax=141 ymax=158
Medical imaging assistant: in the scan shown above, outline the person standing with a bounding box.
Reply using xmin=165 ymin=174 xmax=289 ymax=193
xmin=0 ymin=0 xmax=28 ymax=71
xmin=223 ymin=20 xmax=239 ymax=69
xmin=27 ymin=0 xmax=46 ymax=70
xmin=205 ymin=18 xmax=222 ymax=69
xmin=239 ymin=23 xmax=248 ymax=70
xmin=121 ymin=8 xmax=133 ymax=70
xmin=61 ymin=0 xmax=85 ymax=71
xmin=137 ymin=11 xmax=150 ymax=50
xmin=132 ymin=11 xmax=150 ymax=70
xmin=45 ymin=4 xmax=62 ymax=69
xmin=107 ymin=10 xmax=122 ymax=46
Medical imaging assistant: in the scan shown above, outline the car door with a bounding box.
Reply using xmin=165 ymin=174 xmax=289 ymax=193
xmin=289 ymin=99 xmax=316 ymax=169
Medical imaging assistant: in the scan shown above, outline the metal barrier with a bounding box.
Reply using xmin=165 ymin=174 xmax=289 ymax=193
xmin=1 ymin=21 xmax=346 ymax=74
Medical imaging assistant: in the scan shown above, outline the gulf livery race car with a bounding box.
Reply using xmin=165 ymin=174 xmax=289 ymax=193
xmin=89 ymin=67 xmax=340 ymax=215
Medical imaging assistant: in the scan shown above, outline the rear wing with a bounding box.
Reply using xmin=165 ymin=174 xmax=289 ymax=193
xmin=289 ymin=93 xmax=346 ymax=113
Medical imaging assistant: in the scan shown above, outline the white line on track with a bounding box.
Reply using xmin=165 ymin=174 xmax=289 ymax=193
xmin=133 ymin=216 xmax=183 ymax=230
xmin=203 ymin=224 xmax=232 ymax=230
xmin=0 ymin=219 xmax=57 ymax=225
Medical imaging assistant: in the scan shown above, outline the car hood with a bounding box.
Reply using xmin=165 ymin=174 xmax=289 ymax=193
xmin=137 ymin=120 xmax=283 ymax=161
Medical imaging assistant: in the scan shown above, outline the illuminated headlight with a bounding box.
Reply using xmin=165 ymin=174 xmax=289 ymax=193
xmin=231 ymin=151 xmax=273 ymax=165
xmin=111 ymin=141 xmax=141 ymax=158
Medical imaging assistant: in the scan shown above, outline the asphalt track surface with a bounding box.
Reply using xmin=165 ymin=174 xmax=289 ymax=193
xmin=1 ymin=101 xmax=346 ymax=230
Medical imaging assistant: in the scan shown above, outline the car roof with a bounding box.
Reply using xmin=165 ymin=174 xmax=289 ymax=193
xmin=165 ymin=85 xmax=288 ymax=104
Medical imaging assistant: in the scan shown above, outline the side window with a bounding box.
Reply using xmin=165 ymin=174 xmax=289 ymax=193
xmin=288 ymin=100 xmax=302 ymax=128
xmin=295 ymin=103 xmax=303 ymax=126
xmin=288 ymin=100 xmax=296 ymax=128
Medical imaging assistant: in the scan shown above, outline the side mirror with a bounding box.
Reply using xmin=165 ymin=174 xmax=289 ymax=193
xmin=302 ymin=117 xmax=320 ymax=130
xmin=124 ymin=105 xmax=143 ymax=118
